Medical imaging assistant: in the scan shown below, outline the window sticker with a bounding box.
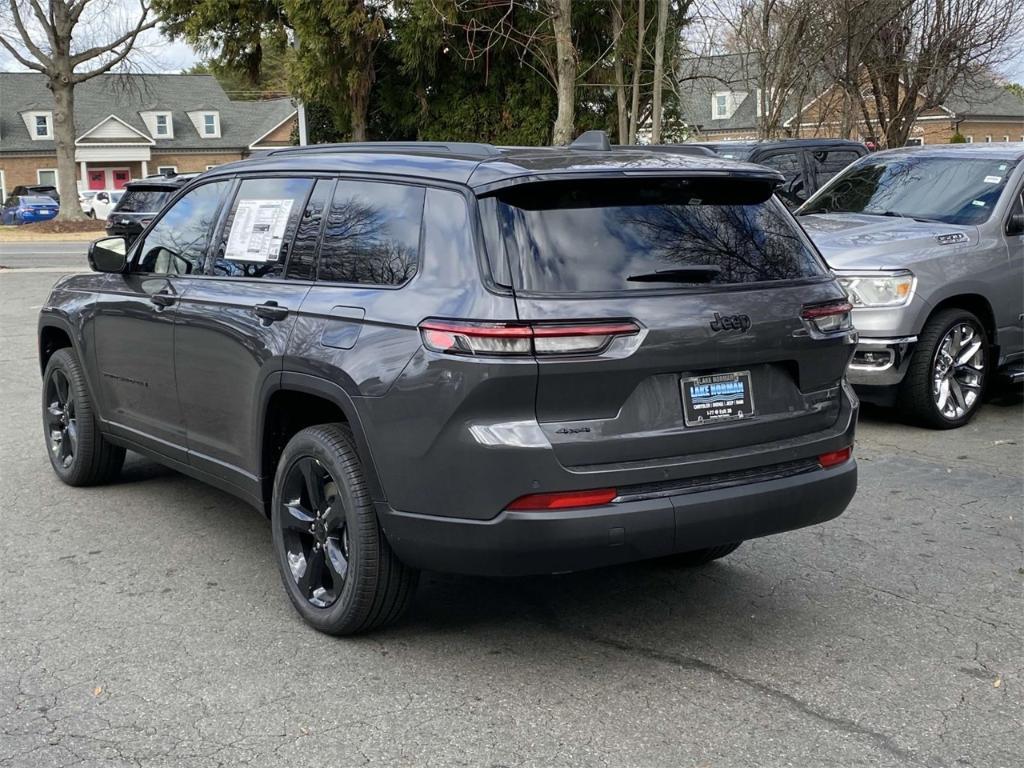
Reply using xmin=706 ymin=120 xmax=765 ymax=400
xmin=971 ymin=200 xmax=986 ymax=207
xmin=224 ymin=199 xmax=294 ymax=262
xmin=983 ymin=175 xmax=1002 ymax=184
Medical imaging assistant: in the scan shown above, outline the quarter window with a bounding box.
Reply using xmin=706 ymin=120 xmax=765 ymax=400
xmin=210 ymin=177 xmax=313 ymax=279
xmin=317 ymin=181 xmax=424 ymax=286
xmin=136 ymin=181 xmax=230 ymax=275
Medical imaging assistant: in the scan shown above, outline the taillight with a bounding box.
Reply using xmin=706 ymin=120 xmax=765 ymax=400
xmin=801 ymin=301 xmax=853 ymax=333
xmin=818 ymin=446 xmax=852 ymax=468
xmin=507 ymin=488 xmax=617 ymax=510
xmin=419 ymin=319 xmax=639 ymax=357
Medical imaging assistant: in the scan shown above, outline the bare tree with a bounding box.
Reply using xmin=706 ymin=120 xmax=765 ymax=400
xmin=650 ymin=0 xmax=669 ymax=141
xmin=0 ymin=1 xmax=158 ymax=220
xmin=627 ymin=0 xmax=646 ymax=143
xmin=855 ymin=0 xmax=1023 ymax=147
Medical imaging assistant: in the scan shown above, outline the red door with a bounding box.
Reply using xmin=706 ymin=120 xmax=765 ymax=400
xmin=112 ymin=170 xmax=131 ymax=189
xmin=88 ymin=170 xmax=105 ymax=190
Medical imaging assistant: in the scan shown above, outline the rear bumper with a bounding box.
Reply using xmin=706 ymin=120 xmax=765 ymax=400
xmin=379 ymin=458 xmax=857 ymax=577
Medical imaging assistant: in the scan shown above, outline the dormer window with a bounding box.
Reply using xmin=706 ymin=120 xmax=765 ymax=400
xmin=714 ymin=93 xmax=728 ymax=119
xmin=203 ymin=114 xmax=216 ymax=135
xmin=155 ymin=114 xmax=169 ymax=136
xmin=187 ymin=110 xmax=221 ymax=139
xmin=24 ymin=111 xmax=53 ymax=140
xmin=140 ymin=111 xmax=174 ymax=139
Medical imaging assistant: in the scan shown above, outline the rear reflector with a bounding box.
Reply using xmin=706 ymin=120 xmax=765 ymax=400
xmin=507 ymin=488 xmax=617 ymax=511
xmin=420 ymin=319 xmax=639 ymax=357
xmin=818 ymin=446 xmax=852 ymax=469
xmin=801 ymin=301 xmax=853 ymax=333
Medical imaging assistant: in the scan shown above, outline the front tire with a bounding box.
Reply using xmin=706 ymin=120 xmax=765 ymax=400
xmin=271 ymin=424 xmax=418 ymax=635
xmin=898 ymin=309 xmax=988 ymax=429
xmin=42 ymin=348 xmax=125 ymax=486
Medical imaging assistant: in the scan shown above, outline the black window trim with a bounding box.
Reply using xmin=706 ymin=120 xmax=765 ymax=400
xmin=311 ymin=175 xmax=428 ymax=291
xmin=1004 ymin=182 xmax=1024 ymax=237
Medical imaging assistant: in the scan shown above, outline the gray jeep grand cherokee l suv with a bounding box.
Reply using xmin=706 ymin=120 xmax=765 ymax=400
xmin=799 ymin=144 xmax=1024 ymax=428
xmin=38 ymin=135 xmax=859 ymax=634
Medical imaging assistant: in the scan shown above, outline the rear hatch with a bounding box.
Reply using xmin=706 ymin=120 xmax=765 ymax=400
xmin=108 ymin=185 xmax=176 ymax=231
xmin=478 ymin=176 xmax=854 ymax=468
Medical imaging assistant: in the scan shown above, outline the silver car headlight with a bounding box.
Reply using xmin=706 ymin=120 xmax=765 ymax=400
xmin=836 ymin=271 xmax=915 ymax=308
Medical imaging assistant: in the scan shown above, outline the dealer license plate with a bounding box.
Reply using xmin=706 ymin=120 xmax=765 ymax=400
xmin=681 ymin=371 xmax=755 ymax=426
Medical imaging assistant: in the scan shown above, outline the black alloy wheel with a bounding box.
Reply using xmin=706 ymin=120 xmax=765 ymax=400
xmin=45 ymin=368 xmax=77 ymax=470
xmin=278 ymin=457 xmax=350 ymax=608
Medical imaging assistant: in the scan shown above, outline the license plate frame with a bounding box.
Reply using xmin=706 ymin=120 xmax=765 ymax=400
xmin=681 ymin=370 xmax=755 ymax=427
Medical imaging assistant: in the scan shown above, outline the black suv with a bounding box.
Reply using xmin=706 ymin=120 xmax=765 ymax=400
xmin=692 ymin=139 xmax=868 ymax=208
xmin=38 ymin=134 xmax=859 ymax=634
xmin=105 ymin=174 xmax=195 ymax=243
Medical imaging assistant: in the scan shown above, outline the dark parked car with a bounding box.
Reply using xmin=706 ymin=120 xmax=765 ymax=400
xmin=8 ymin=184 xmax=60 ymax=204
xmin=1 ymin=194 xmax=59 ymax=225
xmin=692 ymin=139 xmax=869 ymax=208
xmin=105 ymin=174 xmax=195 ymax=243
xmin=38 ymin=134 xmax=859 ymax=634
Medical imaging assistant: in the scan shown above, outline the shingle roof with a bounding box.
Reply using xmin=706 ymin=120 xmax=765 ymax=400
xmin=675 ymin=54 xmax=1024 ymax=131
xmin=0 ymin=72 xmax=295 ymax=153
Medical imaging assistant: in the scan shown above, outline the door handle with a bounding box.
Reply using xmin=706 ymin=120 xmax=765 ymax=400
xmin=254 ymin=301 xmax=289 ymax=323
xmin=150 ymin=291 xmax=176 ymax=308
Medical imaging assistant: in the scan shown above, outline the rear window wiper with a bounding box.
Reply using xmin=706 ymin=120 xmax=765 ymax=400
xmin=627 ymin=265 xmax=722 ymax=283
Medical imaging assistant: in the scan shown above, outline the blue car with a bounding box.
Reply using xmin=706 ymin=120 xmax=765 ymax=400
xmin=1 ymin=195 xmax=59 ymax=225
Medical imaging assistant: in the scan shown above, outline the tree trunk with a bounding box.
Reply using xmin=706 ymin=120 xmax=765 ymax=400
xmin=612 ymin=0 xmax=628 ymax=143
xmin=650 ymin=0 xmax=668 ymax=143
xmin=549 ymin=0 xmax=576 ymax=145
xmin=50 ymin=74 xmax=86 ymax=221
xmin=350 ymin=77 xmax=370 ymax=141
xmin=628 ymin=0 xmax=646 ymax=144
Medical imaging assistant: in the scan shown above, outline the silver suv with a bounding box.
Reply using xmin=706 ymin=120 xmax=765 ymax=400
xmin=798 ymin=144 xmax=1024 ymax=428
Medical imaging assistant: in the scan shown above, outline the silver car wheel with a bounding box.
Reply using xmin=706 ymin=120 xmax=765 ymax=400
xmin=931 ymin=322 xmax=985 ymax=421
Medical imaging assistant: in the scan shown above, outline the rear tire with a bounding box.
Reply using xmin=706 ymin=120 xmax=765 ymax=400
xmin=42 ymin=348 xmax=125 ymax=486
xmin=271 ymin=423 xmax=418 ymax=635
xmin=668 ymin=542 xmax=742 ymax=567
xmin=897 ymin=308 xmax=988 ymax=429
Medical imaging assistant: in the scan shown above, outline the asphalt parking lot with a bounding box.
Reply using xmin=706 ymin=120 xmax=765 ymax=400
xmin=1 ymin=257 xmax=1021 ymax=768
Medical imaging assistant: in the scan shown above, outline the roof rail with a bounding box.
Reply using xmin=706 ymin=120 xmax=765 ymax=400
xmin=569 ymin=130 xmax=611 ymax=151
xmin=264 ymin=141 xmax=503 ymax=159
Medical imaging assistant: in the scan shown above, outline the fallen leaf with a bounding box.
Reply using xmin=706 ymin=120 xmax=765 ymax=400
xmin=993 ymin=677 xmax=1002 ymax=688
xmin=92 ymin=687 xmax=103 ymax=697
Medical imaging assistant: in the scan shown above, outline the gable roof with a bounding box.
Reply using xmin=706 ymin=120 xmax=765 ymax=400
xmin=76 ymin=114 xmax=155 ymax=144
xmin=0 ymin=72 xmax=296 ymax=153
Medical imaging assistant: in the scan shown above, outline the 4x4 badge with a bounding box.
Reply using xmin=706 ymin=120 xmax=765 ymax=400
xmin=710 ymin=312 xmax=751 ymax=332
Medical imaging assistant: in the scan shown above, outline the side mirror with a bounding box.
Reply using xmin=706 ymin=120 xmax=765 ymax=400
xmin=97 ymin=193 xmax=109 ymax=202
xmin=1007 ymin=213 xmax=1024 ymax=237
xmin=88 ymin=236 xmax=128 ymax=273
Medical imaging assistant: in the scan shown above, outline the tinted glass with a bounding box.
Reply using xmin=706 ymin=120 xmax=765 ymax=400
xmin=22 ymin=196 xmax=56 ymax=205
xmin=136 ymin=181 xmax=229 ymax=275
xmin=759 ymin=152 xmax=807 ymax=206
xmin=210 ymin=177 xmax=312 ymax=279
xmin=318 ymin=181 xmax=424 ymax=286
xmin=481 ymin=178 xmax=824 ymax=294
xmin=116 ymin=188 xmax=174 ymax=213
xmin=287 ymin=179 xmax=333 ymax=280
xmin=801 ymin=155 xmax=1019 ymax=224
xmin=810 ymin=149 xmax=861 ymax=185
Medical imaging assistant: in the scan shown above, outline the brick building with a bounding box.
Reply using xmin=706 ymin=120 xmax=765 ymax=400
xmin=677 ymin=54 xmax=1024 ymax=146
xmin=0 ymin=72 xmax=297 ymax=201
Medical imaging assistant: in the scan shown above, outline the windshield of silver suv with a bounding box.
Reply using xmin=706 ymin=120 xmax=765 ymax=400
xmin=801 ymin=155 xmax=1017 ymax=225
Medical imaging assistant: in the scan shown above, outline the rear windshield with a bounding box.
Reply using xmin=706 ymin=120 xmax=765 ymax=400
xmin=480 ymin=178 xmax=825 ymax=293
xmin=115 ymin=187 xmax=174 ymax=213
xmin=800 ymin=155 xmax=1019 ymax=225
xmin=22 ymin=196 xmax=57 ymax=205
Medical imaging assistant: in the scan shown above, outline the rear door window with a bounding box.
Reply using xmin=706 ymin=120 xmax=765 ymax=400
xmin=810 ymin=149 xmax=862 ymax=188
xmin=317 ymin=180 xmax=424 ymax=286
xmin=758 ymin=151 xmax=808 ymax=206
xmin=210 ymin=177 xmax=313 ymax=279
xmin=480 ymin=178 xmax=825 ymax=294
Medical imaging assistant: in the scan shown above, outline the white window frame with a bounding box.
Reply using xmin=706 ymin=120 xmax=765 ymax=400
xmin=0 ymin=169 xmax=6 ymax=203
xmin=156 ymin=165 xmax=177 ymax=175
xmin=37 ymin=168 xmax=58 ymax=187
xmin=712 ymin=92 xmax=730 ymax=120
xmin=1003 ymin=135 xmax=1010 ymax=142
xmin=27 ymin=111 xmax=53 ymax=140
xmin=154 ymin=112 xmax=172 ymax=138
xmin=202 ymin=112 xmax=220 ymax=137
xmin=205 ymin=164 xmax=218 ymax=170
xmin=965 ymin=135 xmax=973 ymax=143
xmin=984 ymin=135 xmax=992 ymax=143
xmin=905 ymin=137 xmax=924 ymax=147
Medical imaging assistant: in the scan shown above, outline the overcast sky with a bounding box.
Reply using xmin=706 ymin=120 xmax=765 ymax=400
xmin=2 ymin=27 xmax=1024 ymax=85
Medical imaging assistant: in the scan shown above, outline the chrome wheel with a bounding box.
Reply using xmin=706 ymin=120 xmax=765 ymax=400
xmin=45 ymin=369 xmax=77 ymax=469
xmin=931 ymin=322 xmax=985 ymax=421
xmin=278 ymin=457 xmax=349 ymax=609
